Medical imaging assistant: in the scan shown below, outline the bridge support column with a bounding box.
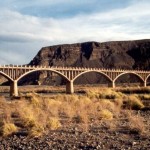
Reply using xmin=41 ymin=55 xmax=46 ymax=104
xmin=66 ymin=81 xmax=74 ymax=94
xmin=140 ymin=81 xmax=146 ymax=87
xmin=108 ymin=81 xmax=115 ymax=88
xmin=141 ymin=81 xmax=147 ymax=87
xmin=10 ymin=80 xmax=18 ymax=97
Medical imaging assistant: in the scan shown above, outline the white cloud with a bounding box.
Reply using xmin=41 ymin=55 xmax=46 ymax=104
xmin=0 ymin=0 xmax=150 ymax=64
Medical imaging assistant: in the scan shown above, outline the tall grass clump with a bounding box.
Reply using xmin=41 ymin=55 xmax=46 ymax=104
xmin=98 ymin=109 xmax=113 ymax=120
xmin=28 ymin=125 xmax=44 ymax=137
xmin=86 ymin=88 xmax=121 ymax=100
xmin=127 ymin=112 xmax=146 ymax=134
xmin=125 ymin=95 xmax=144 ymax=110
xmin=0 ymin=121 xmax=18 ymax=137
xmin=46 ymin=117 xmax=61 ymax=130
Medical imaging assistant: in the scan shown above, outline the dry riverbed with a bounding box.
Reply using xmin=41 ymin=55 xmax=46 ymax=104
xmin=0 ymin=86 xmax=150 ymax=149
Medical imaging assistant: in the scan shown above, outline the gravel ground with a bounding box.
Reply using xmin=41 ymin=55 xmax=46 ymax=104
xmin=0 ymin=110 xmax=150 ymax=150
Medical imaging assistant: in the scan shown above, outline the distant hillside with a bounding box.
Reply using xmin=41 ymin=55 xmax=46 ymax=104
xmin=3 ymin=39 xmax=150 ymax=85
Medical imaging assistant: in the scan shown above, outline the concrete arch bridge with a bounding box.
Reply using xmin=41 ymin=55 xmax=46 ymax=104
xmin=0 ymin=65 xmax=150 ymax=97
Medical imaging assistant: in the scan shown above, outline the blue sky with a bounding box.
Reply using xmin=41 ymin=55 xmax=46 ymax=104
xmin=0 ymin=0 xmax=150 ymax=64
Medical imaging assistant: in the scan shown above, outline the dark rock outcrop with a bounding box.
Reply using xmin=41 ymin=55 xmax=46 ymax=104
xmin=17 ymin=39 xmax=150 ymax=85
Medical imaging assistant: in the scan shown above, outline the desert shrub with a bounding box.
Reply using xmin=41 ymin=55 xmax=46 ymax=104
xmin=29 ymin=95 xmax=41 ymax=107
xmin=55 ymin=94 xmax=78 ymax=103
xmin=98 ymin=109 xmax=113 ymax=120
xmin=99 ymin=90 xmax=120 ymax=99
xmin=86 ymin=90 xmax=99 ymax=99
xmin=0 ymin=122 xmax=18 ymax=136
xmin=138 ymin=94 xmax=150 ymax=100
xmin=23 ymin=116 xmax=37 ymax=128
xmin=54 ymin=95 xmax=80 ymax=118
xmin=73 ymin=109 xmax=89 ymax=124
xmin=100 ymin=100 xmax=115 ymax=111
xmin=77 ymin=97 xmax=92 ymax=110
xmin=60 ymin=102 xmax=76 ymax=119
xmin=16 ymin=102 xmax=37 ymax=129
xmin=127 ymin=113 xmax=146 ymax=134
xmin=86 ymin=88 xmax=121 ymax=100
xmin=46 ymin=117 xmax=61 ymax=130
xmin=125 ymin=95 xmax=144 ymax=110
xmin=0 ymin=101 xmax=12 ymax=122
xmin=114 ymin=98 xmax=123 ymax=108
xmin=28 ymin=124 xmax=44 ymax=137
xmin=44 ymin=99 xmax=62 ymax=117
xmin=59 ymin=95 xmax=92 ymax=123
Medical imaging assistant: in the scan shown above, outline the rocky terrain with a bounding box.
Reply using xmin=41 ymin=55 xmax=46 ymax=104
xmin=0 ymin=110 xmax=149 ymax=150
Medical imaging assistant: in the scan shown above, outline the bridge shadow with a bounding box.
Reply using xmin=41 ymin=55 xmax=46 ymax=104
xmin=74 ymin=72 xmax=112 ymax=88
xmin=17 ymin=71 xmax=67 ymax=94
xmin=0 ymin=74 xmax=10 ymax=86
xmin=115 ymin=73 xmax=144 ymax=87
xmin=147 ymin=76 xmax=150 ymax=86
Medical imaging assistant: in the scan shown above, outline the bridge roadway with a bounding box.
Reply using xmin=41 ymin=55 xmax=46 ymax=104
xmin=0 ymin=65 xmax=150 ymax=97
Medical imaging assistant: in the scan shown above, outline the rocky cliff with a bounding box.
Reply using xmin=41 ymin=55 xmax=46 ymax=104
xmin=15 ymin=39 xmax=150 ymax=85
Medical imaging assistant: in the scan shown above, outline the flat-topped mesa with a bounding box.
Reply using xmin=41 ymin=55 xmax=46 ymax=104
xmin=25 ymin=39 xmax=150 ymax=85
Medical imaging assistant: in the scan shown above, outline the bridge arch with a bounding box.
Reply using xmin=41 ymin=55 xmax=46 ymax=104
xmin=114 ymin=72 xmax=144 ymax=84
xmin=16 ymin=69 xmax=70 ymax=83
xmin=145 ymin=74 xmax=150 ymax=84
xmin=72 ymin=70 xmax=112 ymax=83
xmin=0 ymin=71 xmax=13 ymax=82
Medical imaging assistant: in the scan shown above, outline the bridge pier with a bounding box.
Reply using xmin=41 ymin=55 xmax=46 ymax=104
xmin=10 ymin=80 xmax=18 ymax=97
xmin=141 ymin=81 xmax=147 ymax=87
xmin=66 ymin=80 xmax=74 ymax=94
xmin=108 ymin=81 xmax=115 ymax=88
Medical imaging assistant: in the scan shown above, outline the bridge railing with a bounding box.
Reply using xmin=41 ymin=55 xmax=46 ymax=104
xmin=0 ymin=65 xmax=150 ymax=73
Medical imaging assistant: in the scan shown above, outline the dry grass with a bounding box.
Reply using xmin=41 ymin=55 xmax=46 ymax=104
xmin=46 ymin=117 xmax=61 ymax=130
xmin=28 ymin=124 xmax=44 ymax=137
xmin=138 ymin=94 xmax=150 ymax=100
xmin=98 ymin=109 xmax=113 ymax=120
xmin=0 ymin=87 xmax=149 ymax=137
xmin=125 ymin=95 xmax=144 ymax=110
xmin=127 ymin=112 xmax=146 ymax=134
xmin=117 ymin=87 xmax=150 ymax=94
xmin=86 ymin=88 xmax=121 ymax=99
xmin=0 ymin=122 xmax=18 ymax=137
